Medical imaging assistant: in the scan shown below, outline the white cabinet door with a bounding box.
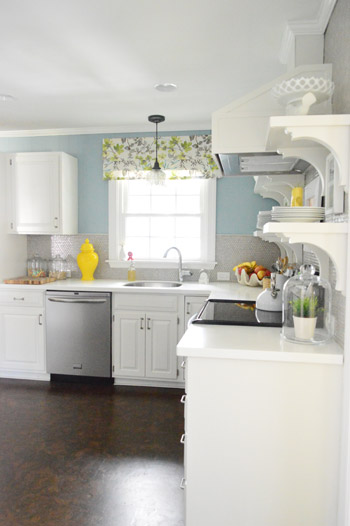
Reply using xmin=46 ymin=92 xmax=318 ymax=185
xmin=145 ymin=311 xmax=178 ymax=380
xmin=8 ymin=152 xmax=78 ymax=235
xmin=0 ymin=307 xmax=45 ymax=372
xmin=184 ymin=296 xmax=207 ymax=327
xmin=10 ymin=153 xmax=60 ymax=234
xmin=113 ymin=310 xmax=145 ymax=377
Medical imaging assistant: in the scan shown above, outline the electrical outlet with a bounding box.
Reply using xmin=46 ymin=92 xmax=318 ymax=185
xmin=217 ymin=272 xmax=230 ymax=281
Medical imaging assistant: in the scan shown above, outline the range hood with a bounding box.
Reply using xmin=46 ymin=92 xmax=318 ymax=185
xmin=212 ymin=64 xmax=332 ymax=176
xmin=217 ymin=152 xmax=310 ymax=176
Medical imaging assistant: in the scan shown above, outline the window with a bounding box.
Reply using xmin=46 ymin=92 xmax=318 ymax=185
xmin=108 ymin=178 xmax=216 ymax=268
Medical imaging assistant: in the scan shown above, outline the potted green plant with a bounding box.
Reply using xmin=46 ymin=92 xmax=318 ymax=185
xmin=291 ymin=294 xmax=318 ymax=340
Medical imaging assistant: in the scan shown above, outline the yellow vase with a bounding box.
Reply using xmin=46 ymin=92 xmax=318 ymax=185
xmin=291 ymin=187 xmax=303 ymax=207
xmin=77 ymin=239 xmax=99 ymax=281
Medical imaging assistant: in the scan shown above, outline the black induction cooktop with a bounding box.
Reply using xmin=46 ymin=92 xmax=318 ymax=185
xmin=192 ymin=299 xmax=282 ymax=327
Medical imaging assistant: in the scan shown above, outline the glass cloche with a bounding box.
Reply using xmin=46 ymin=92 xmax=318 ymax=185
xmin=282 ymin=265 xmax=333 ymax=344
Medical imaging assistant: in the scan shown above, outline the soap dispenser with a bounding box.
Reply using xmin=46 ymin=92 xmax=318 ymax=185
xmin=127 ymin=252 xmax=136 ymax=282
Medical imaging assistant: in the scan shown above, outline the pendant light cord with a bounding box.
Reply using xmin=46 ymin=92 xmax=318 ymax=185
xmin=155 ymin=122 xmax=158 ymax=164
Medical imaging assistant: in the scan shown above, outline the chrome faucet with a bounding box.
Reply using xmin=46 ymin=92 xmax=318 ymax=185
xmin=163 ymin=246 xmax=192 ymax=282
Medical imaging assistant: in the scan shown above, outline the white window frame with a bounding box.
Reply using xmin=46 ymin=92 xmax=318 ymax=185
xmin=108 ymin=179 xmax=217 ymax=269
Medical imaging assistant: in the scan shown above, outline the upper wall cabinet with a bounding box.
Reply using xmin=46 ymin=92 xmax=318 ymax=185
xmin=7 ymin=152 xmax=78 ymax=235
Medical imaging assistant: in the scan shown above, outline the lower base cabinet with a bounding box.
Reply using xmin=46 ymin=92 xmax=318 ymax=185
xmin=112 ymin=293 xmax=181 ymax=384
xmin=0 ymin=307 xmax=46 ymax=374
xmin=113 ymin=310 xmax=178 ymax=380
xmin=183 ymin=355 xmax=342 ymax=526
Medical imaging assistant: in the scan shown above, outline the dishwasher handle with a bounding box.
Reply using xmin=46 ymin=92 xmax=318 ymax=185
xmin=47 ymin=297 xmax=108 ymax=304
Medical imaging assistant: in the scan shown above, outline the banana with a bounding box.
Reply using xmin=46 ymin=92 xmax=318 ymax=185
xmin=233 ymin=261 xmax=256 ymax=271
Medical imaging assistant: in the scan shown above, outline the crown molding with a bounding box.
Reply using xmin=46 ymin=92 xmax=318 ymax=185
xmin=279 ymin=0 xmax=337 ymax=64
xmin=0 ymin=125 xmax=211 ymax=138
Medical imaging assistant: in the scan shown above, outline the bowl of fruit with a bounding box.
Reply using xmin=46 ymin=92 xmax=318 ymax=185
xmin=233 ymin=261 xmax=271 ymax=287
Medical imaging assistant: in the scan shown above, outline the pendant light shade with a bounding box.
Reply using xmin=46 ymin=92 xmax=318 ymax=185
xmin=148 ymin=114 xmax=166 ymax=184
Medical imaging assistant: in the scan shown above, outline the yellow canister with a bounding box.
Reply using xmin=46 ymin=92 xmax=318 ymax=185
xmin=77 ymin=239 xmax=99 ymax=281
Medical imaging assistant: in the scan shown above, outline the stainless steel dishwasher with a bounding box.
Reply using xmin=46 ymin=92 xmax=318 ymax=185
xmin=45 ymin=291 xmax=111 ymax=378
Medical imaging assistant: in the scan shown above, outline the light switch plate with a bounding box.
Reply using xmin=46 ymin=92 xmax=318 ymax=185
xmin=217 ymin=272 xmax=230 ymax=281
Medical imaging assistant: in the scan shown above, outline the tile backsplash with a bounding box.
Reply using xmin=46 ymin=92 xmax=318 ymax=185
xmin=27 ymin=234 xmax=280 ymax=282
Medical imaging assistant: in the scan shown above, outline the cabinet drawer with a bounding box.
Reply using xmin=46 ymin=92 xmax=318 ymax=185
xmin=113 ymin=293 xmax=178 ymax=312
xmin=0 ymin=290 xmax=44 ymax=307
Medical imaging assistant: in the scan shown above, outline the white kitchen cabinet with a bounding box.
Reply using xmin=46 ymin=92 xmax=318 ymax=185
xmin=113 ymin=293 xmax=180 ymax=385
xmin=182 ymin=354 xmax=342 ymax=526
xmin=145 ymin=311 xmax=178 ymax=379
xmin=113 ymin=309 xmax=178 ymax=381
xmin=184 ymin=295 xmax=207 ymax=327
xmin=114 ymin=311 xmax=145 ymax=378
xmin=7 ymin=152 xmax=78 ymax=235
xmin=0 ymin=290 xmax=48 ymax=380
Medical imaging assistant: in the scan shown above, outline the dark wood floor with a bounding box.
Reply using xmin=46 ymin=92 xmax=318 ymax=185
xmin=0 ymin=379 xmax=185 ymax=526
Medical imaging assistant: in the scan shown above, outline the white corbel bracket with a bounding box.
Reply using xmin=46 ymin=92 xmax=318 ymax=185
xmin=255 ymin=231 xmax=304 ymax=265
xmin=267 ymin=115 xmax=350 ymax=192
xmin=263 ymin=222 xmax=348 ymax=293
xmin=277 ymin=146 xmax=328 ymax=194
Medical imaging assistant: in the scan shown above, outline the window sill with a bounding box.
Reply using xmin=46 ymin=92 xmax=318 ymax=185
xmin=107 ymin=259 xmax=217 ymax=270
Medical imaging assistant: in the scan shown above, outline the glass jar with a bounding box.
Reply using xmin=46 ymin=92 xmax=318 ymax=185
xmin=27 ymin=255 xmax=47 ymax=277
xmin=282 ymin=265 xmax=333 ymax=344
xmin=50 ymin=255 xmax=67 ymax=280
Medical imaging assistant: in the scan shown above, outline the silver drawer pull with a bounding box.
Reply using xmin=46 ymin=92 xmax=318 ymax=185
xmin=38 ymin=314 xmax=43 ymax=326
xmin=180 ymin=477 xmax=187 ymax=489
xmin=13 ymin=297 xmax=25 ymax=301
xmin=147 ymin=318 xmax=151 ymax=330
xmin=48 ymin=297 xmax=107 ymax=304
xmin=186 ymin=302 xmax=190 ymax=315
xmin=180 ymin=360 xmax=186 ymax=369
xmin=73 ymin=364 xmax=82 ymax=369
xmin=180 ymin=394 xmax=186 ymax=404
xmin=180 ymin=434 xmax=186 ymax=444
xmin=140 ymin=317 xmax=144 ymax=330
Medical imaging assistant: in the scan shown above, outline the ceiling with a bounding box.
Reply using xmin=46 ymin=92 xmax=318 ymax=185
xmin=0 ymin=0 xmax=325 ymax=132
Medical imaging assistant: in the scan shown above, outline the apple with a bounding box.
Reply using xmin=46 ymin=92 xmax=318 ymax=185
xmin=254 ymin=265 xmax=265 ymax=274
xmin=257 ymin=269 xmax=267 ymax=280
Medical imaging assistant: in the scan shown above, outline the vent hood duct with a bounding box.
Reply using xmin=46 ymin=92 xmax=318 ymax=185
xmin=212 ymin=64 xmax=332 ymax=176
xmin=217 ymin=153 xmax=310 ymax=176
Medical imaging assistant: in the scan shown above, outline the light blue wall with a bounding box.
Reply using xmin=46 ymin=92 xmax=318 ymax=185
xmin=216 ymin=176 xmax=276 ymax=234
xmin=0 ymin=132 xmax=276 ymax=234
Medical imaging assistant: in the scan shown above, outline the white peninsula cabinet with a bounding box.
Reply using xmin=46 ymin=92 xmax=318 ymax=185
xmin=7 ymin=152 xmax=78 ymax=235
xmin=178 ymin=325 xmax=343 ymax=526
xmin=0 ymin=290 xmax=48 ymax=380
xmin=113 ymin=293 xmax=180 ymax=386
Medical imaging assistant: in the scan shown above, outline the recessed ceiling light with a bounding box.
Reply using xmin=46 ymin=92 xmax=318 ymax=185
xmin=154 ymin=83 xmax=177 ymax=93
xmin=0 ymin=94 xmax=16 ymax=102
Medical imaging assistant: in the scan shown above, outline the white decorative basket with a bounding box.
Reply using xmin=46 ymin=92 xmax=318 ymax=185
xmin=235 ymin=268 xmax=264 ymax=287
xmin=272 ymin=77 xmax=334 ymax=115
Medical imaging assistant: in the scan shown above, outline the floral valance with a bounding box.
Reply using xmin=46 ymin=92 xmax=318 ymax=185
xmin=102 ymin=135 xmax=220 ymax=180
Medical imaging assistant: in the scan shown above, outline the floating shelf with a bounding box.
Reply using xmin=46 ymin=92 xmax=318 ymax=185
xmin=263 ymin=222 xmax=348 ymax=292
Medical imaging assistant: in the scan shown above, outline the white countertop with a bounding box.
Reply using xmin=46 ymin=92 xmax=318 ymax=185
xmin=176 ymin=324 xmax=343 ymax=365
xmin=0 ymin=278 xmax=261 ymax=299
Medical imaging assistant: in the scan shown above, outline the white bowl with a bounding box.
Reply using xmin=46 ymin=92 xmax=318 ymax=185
xmin=235 ymin=268 xmax=264 ymax=287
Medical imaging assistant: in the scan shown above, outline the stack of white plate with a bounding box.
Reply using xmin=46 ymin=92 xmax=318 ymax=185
xmin=256 ymin=211 xmax=272 ymax=230
xmin=271 ymin=206 xmax=325 ymax=223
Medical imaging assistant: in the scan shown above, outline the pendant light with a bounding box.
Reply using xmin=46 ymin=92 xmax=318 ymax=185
xmin=148 ymin=114 xmax=166 ymax=184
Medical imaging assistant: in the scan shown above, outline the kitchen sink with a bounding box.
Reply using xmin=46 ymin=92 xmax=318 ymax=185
xmin=123 ymin=281 xmax=182 ymax=288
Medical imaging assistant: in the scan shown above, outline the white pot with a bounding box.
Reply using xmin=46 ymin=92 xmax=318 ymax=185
xmin=293 ymin=316 xmax=317 ymax=340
